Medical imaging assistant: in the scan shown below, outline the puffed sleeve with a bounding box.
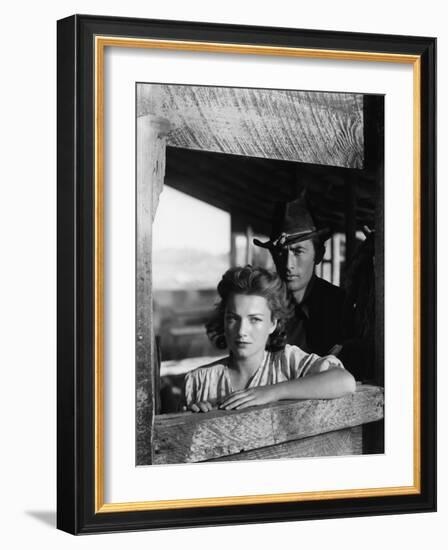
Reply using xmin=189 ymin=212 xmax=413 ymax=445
xmin=304 ymin=354 xmax=345 ymax=376
xmin=182 ymin=371 xmax=198 ymax=407
xmin=282 ymin=345 xmax=344 ymax=378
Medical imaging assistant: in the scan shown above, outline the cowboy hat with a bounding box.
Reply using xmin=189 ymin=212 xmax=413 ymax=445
xmin=253 ymin=197 xmax=331 ymax=250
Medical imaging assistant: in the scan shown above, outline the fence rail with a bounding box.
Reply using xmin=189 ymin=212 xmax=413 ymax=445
xmin=153 ymin=384 xmax=384 ymax=464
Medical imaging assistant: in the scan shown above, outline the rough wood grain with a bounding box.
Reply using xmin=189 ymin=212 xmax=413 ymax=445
xmin=209 ymin=426 xmax=362 ymax=462
xmin=153 ymin=385 xmax=383 ymax=464
xmin=270 ymin=385 xmax=383 ymax=444
xmin=137 ymin=84 xmax=364 ymax=169
xmin=136 ymin=114 xmax=170 ymax=465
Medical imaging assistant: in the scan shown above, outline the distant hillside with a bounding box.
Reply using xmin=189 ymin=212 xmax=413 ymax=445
xmin=153 ymin=248 xmax=229 ymax=289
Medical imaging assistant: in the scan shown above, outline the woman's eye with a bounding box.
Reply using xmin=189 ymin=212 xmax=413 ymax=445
xmin=250 ymin=318 xmax=262 ymax=323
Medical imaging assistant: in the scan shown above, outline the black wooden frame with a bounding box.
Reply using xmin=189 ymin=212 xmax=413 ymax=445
xmin=57 ymin=14 xmax=436 ymax=534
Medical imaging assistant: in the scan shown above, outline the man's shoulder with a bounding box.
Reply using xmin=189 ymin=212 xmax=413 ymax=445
xmin=307 ymin=277 xmax=345 ymax=315
xmin=313 ymin=276 xmax=345 ymax=296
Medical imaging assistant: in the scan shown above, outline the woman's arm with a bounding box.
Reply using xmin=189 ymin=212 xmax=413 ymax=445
xmin=275 ymin=365 xmax=356 ymax=400
xmin=220 ymin=362 xmax=356 ymax=410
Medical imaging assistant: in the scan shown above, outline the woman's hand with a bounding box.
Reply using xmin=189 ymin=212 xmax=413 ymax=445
xmin=184 ymin=401 xmax=214 ymax=413
xmin=219 ymin=385 xmax=280 ymax=410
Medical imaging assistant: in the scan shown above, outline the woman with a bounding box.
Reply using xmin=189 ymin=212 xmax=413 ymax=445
xmin=183 ymin=265 xmax=356 ymax=412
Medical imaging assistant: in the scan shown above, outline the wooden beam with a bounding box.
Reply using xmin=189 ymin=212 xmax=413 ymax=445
xmin=138 ymin=84 xmax=364 ymax=168
xmin=210 ymin=426 xmax=362 ymax=461
xmin=153 ymin=385 xmax=384 ymax=464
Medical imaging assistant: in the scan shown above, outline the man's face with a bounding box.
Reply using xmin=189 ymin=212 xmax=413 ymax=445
xmin=271 ymin=238 xmax=316 ymax=295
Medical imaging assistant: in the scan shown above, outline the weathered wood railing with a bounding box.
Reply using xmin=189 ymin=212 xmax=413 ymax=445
xmin=153 ymin=385 xmax=384 ymax=464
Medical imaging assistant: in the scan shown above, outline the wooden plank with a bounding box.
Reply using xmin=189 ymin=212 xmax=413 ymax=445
xmin=154 ymin=406 xmax=276 ymax=465
xmin=138 ymin=84 xmax=364 ymax=169
xmin=210 ymin=426 xmax=362 ymax=462
xmin=270 ymin=386 xmax=383 ymax=444
xmin=153 ymin=385 xmax=384 ymax=464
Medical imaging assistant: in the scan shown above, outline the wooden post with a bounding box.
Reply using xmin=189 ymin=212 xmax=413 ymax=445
xmin=364 ymin=95 xmax=385 ymax=387
xmin=245 ymin=225 xmax=254 ymax=264
xmin=363 ymin=95 xmax=385 ymax=452
xmin=230 ymin=215 xmax=245 ymax=267
xmin=136 ymin=114 xmax=170 ymax=465
xmin=344 ymin=175 xmax=357 ymax=265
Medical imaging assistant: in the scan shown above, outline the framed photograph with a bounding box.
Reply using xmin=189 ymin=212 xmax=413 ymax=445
xmin=57 ymin=14 xmax=436 ymax=534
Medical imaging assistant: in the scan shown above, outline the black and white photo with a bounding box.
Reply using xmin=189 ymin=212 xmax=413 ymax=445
xmin=135 ymin=83 xmax=385 ymax=465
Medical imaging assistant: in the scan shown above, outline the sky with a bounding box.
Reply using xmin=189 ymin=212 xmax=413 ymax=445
xmin=152 ymin=185 xmax=231 ymax=255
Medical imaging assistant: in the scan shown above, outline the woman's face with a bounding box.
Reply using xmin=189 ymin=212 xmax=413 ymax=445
xmin=224 ymin=293 xmax=277 ymax=361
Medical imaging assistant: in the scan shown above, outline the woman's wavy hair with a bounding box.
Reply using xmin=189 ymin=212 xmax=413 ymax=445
xmin=206 ymin=265 xmax=293 ymax=352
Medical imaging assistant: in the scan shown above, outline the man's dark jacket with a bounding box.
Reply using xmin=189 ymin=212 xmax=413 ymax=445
xmin=286 ymin=275 xmax=346 ymax=356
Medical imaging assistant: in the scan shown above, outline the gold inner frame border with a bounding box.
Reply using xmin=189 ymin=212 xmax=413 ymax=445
xmin=94 ymin=35 xmax=421 ymax=513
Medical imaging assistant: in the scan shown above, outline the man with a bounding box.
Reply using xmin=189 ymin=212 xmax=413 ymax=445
xmin=254 ymin=197 xmax=346 ymax=356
